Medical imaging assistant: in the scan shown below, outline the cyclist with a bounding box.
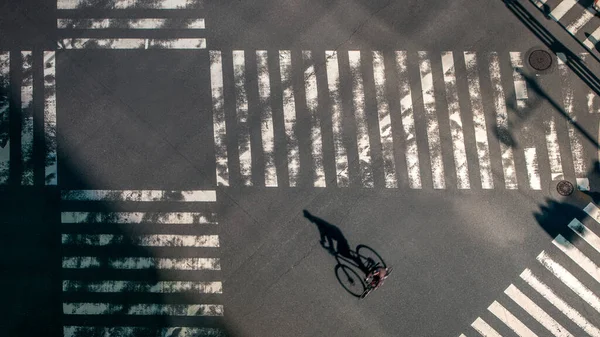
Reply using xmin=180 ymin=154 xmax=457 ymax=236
xmin=365 ymin=266 xmax=388 ymax=289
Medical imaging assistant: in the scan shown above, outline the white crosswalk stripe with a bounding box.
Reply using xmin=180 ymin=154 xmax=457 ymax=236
xmin=61 ymin=189 xmax=224 ymax=336
xmin=459 ymin=202 xmax=600 ymax=337
xmin=208 ymin=50 xmax=589 ymax=190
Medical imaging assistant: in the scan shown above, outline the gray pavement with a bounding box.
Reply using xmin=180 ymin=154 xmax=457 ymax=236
xmin=3 ymin=0 xmax=600 ymax=336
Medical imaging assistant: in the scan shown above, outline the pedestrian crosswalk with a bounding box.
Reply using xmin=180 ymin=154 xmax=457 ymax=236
xmin=56 ymin=0 xmax=206 ymax=49
xmin=460 ymin=201 xmax=600 ymax=337
xmin=210 ymin=49 xmax=593 ymax=190
xmin=530 ymin=0 xmax=600 ymax=64
xmin=60 ymin=189 xmax=225 ymax=337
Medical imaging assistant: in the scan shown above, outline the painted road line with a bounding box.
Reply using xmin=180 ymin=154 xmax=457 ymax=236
xmin=61 ymin=189 xmax=216 ymax=201
xmin=63 ymin=280 xmax=223 ymax=293
xmin=64 ymin=326 xmax=226 ymax=337
xmin=545 ymin=115 xmax=564 ymax=180
xmin=57 ymin=18 xmax=205 ymax=29
xmin=62 ymin=234 xmax=220 ymax=247
xmin=488 ymin=301 xmax=538 ymax=336
xmin=418 ymin=51 xmax=445 ymax=189
xmin=537 ymin=250 xmax=600 ymax=313
xmin=558 ymin=54 xmax=588 ymax=190
xmin=584 ymin=203 xmax=600 ymax=223
xmin=490 ymin=52 xmax=518 ymax=189
xmin=510 ymin=52 xmax=528 ymax=110
xmin=566 ymin=8 xmax=595 ymax=35
xmin=349 ymin=51 xmax=373 ymax=187
xmin=505 ymin=284 xmax=573 ymax=337
xmin=395 ymin=51 xmax=421 ymax=189
xmin=257 ymin=51 xmax=277 ymax=187
xmin=464 ymin=52 xmax=493 ymax=189
xmin=279 ymin=50 xmax=300 ymax=187
xmin=584 ymin=27 xmax=600 ymax=50
xmin=553 ymin=234 xmax=600 ymax=284
xmin=233 ymin=50 xmax=252 ymax=186
xmin=63 ymin=303 xmax=223 ymax=316
xmin=210 ymin=51 xmax=229 ymax=186
xmin=442 ymin=51 xmax=469 ymax=189
xmin=521 ymin=269 xmax=600 ymax=337
xmin=326 ymin=51 xmax=349 ymax=187
xmin=568 ymin=218 xmax=600 ymax=254
xmin=551 ymin=0 xmax=578 ymax=20
xmin=62 ymin=257 xmax=221 ymax=270
xmin=60 ymin=38 xmax=206 ymax=49
xmin=0 ymin=52 xmax=9 ymax=185
xmin=21 ymin=51 xmax=34 ymax=185
xmin=44 ymin=51 xmax=57 ymax=185
xmin=61 ymin=212 xmax=216 ymax=224
xmin=57 ymin=0 xmax=204 ymax=9
xmin=471 ymin=317 xmax=502 ymax=337
xmin=372 ymin=51 xmax=397 ymax=188
xmin=524 ymin=147 xmax=541 ymax=190
xmin=303 ymin=51 xmax=326 ymax=187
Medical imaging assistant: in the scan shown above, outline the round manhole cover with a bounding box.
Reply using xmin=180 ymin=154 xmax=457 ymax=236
xmin=557 ymin=180 xmax=574 ymax=196
xmin=529 ymin=50 xmax=553 ymax=71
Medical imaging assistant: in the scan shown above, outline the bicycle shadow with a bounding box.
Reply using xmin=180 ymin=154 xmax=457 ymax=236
xmin=303 ymin=210 xmax=388 ymax=298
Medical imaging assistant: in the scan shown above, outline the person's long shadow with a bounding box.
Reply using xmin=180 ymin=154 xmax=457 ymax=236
xmin=303 ymin=210 xmax=388 ymax=298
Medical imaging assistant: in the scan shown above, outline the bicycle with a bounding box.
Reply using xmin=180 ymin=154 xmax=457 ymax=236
xmin=360 ymin=263 xmax=392 ymax=299
xmin=334 ymin=245 xmax=387 ymax=298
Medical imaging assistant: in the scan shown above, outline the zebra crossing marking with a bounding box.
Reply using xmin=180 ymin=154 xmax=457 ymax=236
xmin=303 ymin=51 xmax=327 ymax=187
xmin=57 ymin=18 xmax=205 ymax=29
xmin=557 ymin=53 xmax=589 ymax=191
xmin=460 ymin=202 xmax=600 ymax=336
xmin=326 ymin=51 xmax=350 ymax=187
xmin=471 ymin=317 xmax=502 ymax=337
xmin=62 ymin=256 xmax=221 ymax=270
xmin=63 ymin=303 xmax=223 ymax=316
xmin=63 ymin=280 xmax=223 ymax=293
xmin=505 ymin=284 xmax=573 ymax=337
xmin=57 ymin=0 xmax=204 ymax=9
xmin=396 ymin=51 xmax=422 ymax=189
xmin=349 ymin=51 xmax=373 ymax=187
xmin=257 ymin=50 xmax=277 ymax=187
xmin=233 ymin=50 xmax=252 ymax=186
xmin=550 ymin=0 xmax=578 ymax=21
xmin=208 ymin=50 xmax=594 ymax=189
xmin=442 ymin=51 xmax=470 ymax=189
xmin=0 ymin=52 xmax=9 ymax=185
xmin=44 ymin=51 xmax=57 ymax=185
xmin=465 ymin=51 xmax=493 ymax=189
xmin=520 ymin=268 xmax=600 ymax=336
xmin=418 ymin=51 xmax=445 ymax=189
xmin=59 ymin=38 xmax=206 ymax=49
xmin=373 ymin=51 xmax=398 ymax=188
xmin=280 ymin=50 xmax=300 ymax=187
xmin=490 ymin=52 xmax=518 ymax=189
xmin=210 ymin=51 xmax=230 ymax=186
xmin=21 ymin=51 xmax=34 ymax=185
xmin=61 ymin=190 xmax=224 ymax=336
xmin=489 ymin=300 xmax=538 ymax=336
xmin=62 ymin=233 xmax=220 ymax=247
xmin=63 ymin=327 xmax=226 ymax=337
xmin=61 ymin=189 xmax=216 ymax=201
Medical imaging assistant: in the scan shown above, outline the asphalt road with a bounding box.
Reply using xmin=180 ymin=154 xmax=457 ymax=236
xmin=2 ymin=0 xmax=600 ymax=336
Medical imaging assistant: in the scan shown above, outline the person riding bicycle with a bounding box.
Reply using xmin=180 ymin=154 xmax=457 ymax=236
xmin=365 ymin=266 xmax=387 ymax=289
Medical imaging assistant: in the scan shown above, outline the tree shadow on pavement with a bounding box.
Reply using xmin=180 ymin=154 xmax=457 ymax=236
xmin=303 ymin=210 xmax=387 ymax=297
